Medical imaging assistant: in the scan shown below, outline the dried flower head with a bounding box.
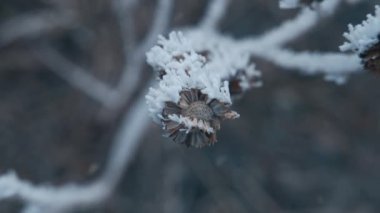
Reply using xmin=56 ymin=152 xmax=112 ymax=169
xmin=360 ymin=40 xmax=380 ymax=73
xmin=146 ymin=32 xmax=239 ymax=148
xmin=161 ymin=89 xmax=238 ymax=148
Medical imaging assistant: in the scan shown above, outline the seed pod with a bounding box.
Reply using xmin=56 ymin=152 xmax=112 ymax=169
xmin=161 ymin=89 xmax=239 ymax=148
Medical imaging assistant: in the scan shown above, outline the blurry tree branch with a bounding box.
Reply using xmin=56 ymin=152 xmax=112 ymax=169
xmin=0 ymin=11 xmax=76 ymax=48
xmin=0 ymin=89 xmax=150 ymax=212
xmin=33 ymin=45 xmax=115 ymax=108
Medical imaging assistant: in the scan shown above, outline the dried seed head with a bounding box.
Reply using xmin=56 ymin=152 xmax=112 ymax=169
xmin=182 ymin=101 xmax=213 ymax=121
xmin=161 ymin=89 xmax=239 ymax=148
xmin=360 ymin=42 xmax=380 ymax=73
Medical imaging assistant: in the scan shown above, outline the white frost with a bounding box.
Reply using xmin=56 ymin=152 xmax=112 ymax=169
xmin=279 ymin=0 xmax=300 ymax=9
xmin=146 ymin=31 xmax=234 ymax=122
xmin=340 ymin=5 xmax=380 ymax=53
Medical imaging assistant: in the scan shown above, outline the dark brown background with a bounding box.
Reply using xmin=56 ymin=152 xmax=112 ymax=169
xmin=0 ymin=0 xmax=379 ymax=212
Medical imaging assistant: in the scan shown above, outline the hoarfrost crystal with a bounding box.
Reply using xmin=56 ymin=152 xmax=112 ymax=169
xmin=146 ymin=32 xmax=241 ymax=148
xmin=340 ymin=5 xmax=380 ymax=73
xmin=340 ymin=5 xmax=380 ymax=54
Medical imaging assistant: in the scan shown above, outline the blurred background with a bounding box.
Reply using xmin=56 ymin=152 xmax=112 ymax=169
xmin=0 ymin=0 xmax=379 ymax=212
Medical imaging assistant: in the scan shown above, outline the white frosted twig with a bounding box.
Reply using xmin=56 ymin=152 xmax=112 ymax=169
xmin=345 ymin=0 xmax=362 ymax=4
xmin=0 ymin=11 xmax=75 ymax=47
xmin=0 ymin=89 xmax=150 ymax=212
xmin=100 ymin=86 xmax=151 ymax=183
xmin=112 ymin=0 xmax=138 ymax=63
xmin=0 ymin=172 xmax=110 ymax=211
xmin=110 ymin=0 xmax=173 ymax=109
xmin=251 ymin=0 xmax=340 ymax=47
xmin=199 ymin=0 xmax=230 ymax=30
xmin=33 ymin=45 xmax=115 ymax=108
xmin=249 ymin=47 xmax=362 ymax=75
xmin=279 ymin=0 xmax=300 ymax=9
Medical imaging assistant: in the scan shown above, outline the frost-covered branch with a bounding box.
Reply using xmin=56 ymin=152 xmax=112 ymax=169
xmin=33 ymin=45 xmax=115 ymax=108
xmin=112 ymin=0 xmax=138 ymax=62
xmin=1 ymin=1 xmax=379 ymax=212
xmin=0 ymin=91 xmax=150 ymax=212
xmin=249 ymin=47 xmax=362 ymax=84
xmin=145 ymin=2 xmax=379 ymax=148
xmin=110 ymin=0 xmax=174 ymax=109
xmin=199 ymin=0 xmax=230 ymax=30
xmin=252 ymin=0 xmax=340 ymax=47
xmin=0 ymin=0 xmax=170 ymax=211
xmin=340 ymin=5 xmax=380 ymax=73
xmin=0 ymin=11 xmax=75 ymax=47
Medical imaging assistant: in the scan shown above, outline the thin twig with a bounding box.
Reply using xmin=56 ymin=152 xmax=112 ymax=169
xmin=248 ymin=47 xmax=362 ymax=75
xmin=0 ymin=11 xmax=75 ymax=48
xmin=199 ymin=0 xmax=230 ymax=30
xmin=0 ymin=87 xmax=151 ymax=212
xmin=243 ymin=0 xmax=341 ymax=47
xmin=109 ymin=0 xmax=174 ymax=110
xmin=32 ymin=45 xmax=115 ymax=108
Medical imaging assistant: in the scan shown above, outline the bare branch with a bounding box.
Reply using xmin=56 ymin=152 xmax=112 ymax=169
xmin=32 ymin=45 xmax=115 ymax=108
xmin=199 ymin=0 xmax=230 ymax=30
xmin=249 ymin=47 xmax=362 ymax=75
xmin=249 ymin=0 xmax=341 ymax=47
xmin=108 ymin=0 xmax=174 ymax=109
xmin=0 ymin=11 xmax=75 ymax=48
xmin=112 ymin=0 xmax=138 ymax=63
xmin=0 ymin=88 xmax=151 ymax=212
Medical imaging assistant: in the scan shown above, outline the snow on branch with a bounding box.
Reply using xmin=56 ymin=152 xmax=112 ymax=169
xmin=248 ymin=47 xmax=362 ymax=84
xmin=146 ymin=32 xmax=242 ymax=148
xmin=0 ymin=93 xmax=150 ymax=212
xmin=145 ymin=0 xmax=371 ymax=148
xmin=0 ymin=0 xmax=376 ymax=212
xmin=112 ymin=0 xmax=174 ymax=110
xmin=33 ymin=45 xmax=115 ymax=108
xmin=340 ymin=5 xmax=380 ymax=54
xmin=254 ymin=0 xmax=340 ymax=47
xmin=0 ymin=171 xmax=110 ymax=211
xmin=199 ymin=0 xmax=230 ymax=29
xmin=340 ymin=5 xmax=380 ymax=73
xmin=279 ymin=0 xmax=326 ymax=9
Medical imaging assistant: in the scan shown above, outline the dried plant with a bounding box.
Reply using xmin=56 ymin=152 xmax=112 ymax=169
xmin=0 ymin=0 xmax=378 ymax=212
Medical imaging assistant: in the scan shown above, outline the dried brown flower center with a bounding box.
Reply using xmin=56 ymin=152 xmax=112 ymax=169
xmin=182 ymin=101 xmax=213 ymax=121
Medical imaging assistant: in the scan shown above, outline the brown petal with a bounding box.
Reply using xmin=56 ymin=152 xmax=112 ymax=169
xmin=208 ymin=99 xmax=229 ymax=117
xmin=361 ymin=43 xmax=380 ymax=73
xmin=163 ymin=102 xmax=181 ymax=117
xmin=210 ymin=118 xmax=221 ymax=130
xmin=184 ymin=129 xmax=209 ymax=148
xmin=180 ymin=91 xmax=192 ymax=105
xmin=207 ymin=132 xmax=217 ymax=144
xmin=179 ymin=98 xmax=189 ymax=109
xmin=172 ymin=129 xmax=188 ymax=144
xmin=198 ymin=91 xmax=208 ymax=101
xmin=181 ymin=89 xmax=199 ymax=103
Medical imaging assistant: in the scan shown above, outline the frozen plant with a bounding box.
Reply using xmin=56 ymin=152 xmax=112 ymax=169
xmin=147 ymin=1 xmax=377 ymax=147
xmin=146 ymin=32 xmax=241 ymax=147
xmin=0 ymin=0 xmax=378 ymax=212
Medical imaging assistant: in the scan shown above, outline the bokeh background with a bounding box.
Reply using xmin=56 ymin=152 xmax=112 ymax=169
xmin=0 ymin=0 xmax=379 ymax=212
